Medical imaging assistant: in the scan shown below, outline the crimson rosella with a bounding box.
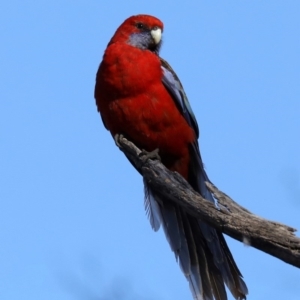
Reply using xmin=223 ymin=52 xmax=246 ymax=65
xmin=94 ymin=14 xmax=248 ymax=300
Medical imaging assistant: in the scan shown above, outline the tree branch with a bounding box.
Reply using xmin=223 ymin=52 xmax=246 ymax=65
xmin=117 ymin=135 xmax=300 ymax=268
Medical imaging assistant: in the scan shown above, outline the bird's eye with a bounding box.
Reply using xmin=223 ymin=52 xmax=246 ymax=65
xmin=136 ymin=22 xmax=144 ymax=29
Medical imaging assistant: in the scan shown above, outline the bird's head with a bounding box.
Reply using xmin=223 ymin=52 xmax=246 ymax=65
xmin=108 ymin=14 xmax=163 ymax=54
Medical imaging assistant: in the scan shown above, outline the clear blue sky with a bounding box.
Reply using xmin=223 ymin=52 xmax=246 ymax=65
xmin=1 ymin=1 xmax=299 ymax=299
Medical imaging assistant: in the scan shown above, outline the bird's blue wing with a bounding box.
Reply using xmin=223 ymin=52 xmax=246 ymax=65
xmin=160 ymin=58 xmax=199 ymax=139
xmin=160 ymin=57 xmax=215 ymax=203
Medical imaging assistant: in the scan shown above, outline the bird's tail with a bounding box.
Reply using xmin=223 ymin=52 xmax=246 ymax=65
xmin=144 ymin=144 xmax=248 ymax=300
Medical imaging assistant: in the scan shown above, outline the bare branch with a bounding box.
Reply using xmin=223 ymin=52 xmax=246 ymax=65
xmin=117 ymin=135 xmax=300 ymax=268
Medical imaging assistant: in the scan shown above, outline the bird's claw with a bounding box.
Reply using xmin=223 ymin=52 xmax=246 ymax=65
xmin=114 ymin=134 xmax=160 ymax=162
xmin=139 ymin=148 xmax=161 ymax=162
xmin=215 ymin=201 xmax=230 ymax=213
xmin=114 ymin=133 xmax=124 ymax=148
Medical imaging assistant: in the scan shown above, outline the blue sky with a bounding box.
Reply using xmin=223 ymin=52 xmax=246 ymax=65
xmin=1 ymin=1 xmax=299 ymax=299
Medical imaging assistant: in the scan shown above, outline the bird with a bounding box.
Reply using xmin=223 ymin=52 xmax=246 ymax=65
xmin=94 ymin=14 xmax=248 ymax=300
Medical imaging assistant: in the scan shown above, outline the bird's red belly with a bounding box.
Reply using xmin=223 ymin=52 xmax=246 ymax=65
xmin=101 ymin=90 xmax=195 ymax=178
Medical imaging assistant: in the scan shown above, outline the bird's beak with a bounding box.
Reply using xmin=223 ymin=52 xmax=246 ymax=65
xmin=151 ymin=28 xmax=162 ymax=45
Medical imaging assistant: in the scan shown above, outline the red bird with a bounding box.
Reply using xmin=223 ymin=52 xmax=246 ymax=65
xmin=95 ymin=15 xmax=248 ymax=300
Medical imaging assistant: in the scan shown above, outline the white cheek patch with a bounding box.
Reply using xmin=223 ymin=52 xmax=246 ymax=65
xmin=151 ymin=28 xmax=162 ymax=44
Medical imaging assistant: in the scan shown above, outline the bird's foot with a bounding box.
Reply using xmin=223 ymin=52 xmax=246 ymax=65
xmin=215 ymin=201 xmax=230 ymax=213
xmin=139 ymin=148 xmax=161 ymax=162
xmin=114 ymin=133 xmax=124 ymax=148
